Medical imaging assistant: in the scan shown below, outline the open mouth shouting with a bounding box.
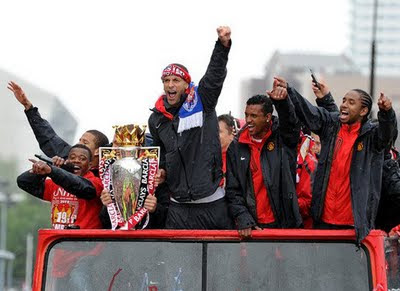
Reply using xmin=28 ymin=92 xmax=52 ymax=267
xmin=339 ymin=109 xmax=349 ymax=122
xmin=167 ymin=91 xmax=177 ymax=99
xmin=247 ymin=124 xmax=255 ymax=134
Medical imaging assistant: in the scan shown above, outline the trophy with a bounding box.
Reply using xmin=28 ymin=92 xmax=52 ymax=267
xmin=111 ymin=148 xmax=142 ymax=222
xmin=99 ymin=124 xmax=160 ymax=230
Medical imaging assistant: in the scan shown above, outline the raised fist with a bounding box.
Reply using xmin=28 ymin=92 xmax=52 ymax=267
xmin=377 ymin=92 xmax=392 ymax=111
xmin=217 ymin=26 xmax=231 ymax=47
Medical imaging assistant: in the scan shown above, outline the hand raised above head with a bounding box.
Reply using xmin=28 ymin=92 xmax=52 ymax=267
xmin=273 ymin=76 xmax=288 ymax=89
xmin=217 ymin=26 xmax=231 ymax=47
xmin=312 ymin=78 xmax=330 ymax=99
xmin=7 ymin=81 xmax=32 ymax=110
xmin=267 ymin=86 xmax=288 ymax=101
xmin=377 ymin=92 xmax=392 ymax=111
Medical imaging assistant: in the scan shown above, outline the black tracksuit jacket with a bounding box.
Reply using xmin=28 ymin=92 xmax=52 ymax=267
xmin=288 ymin=87 xmax=397 ymax=243
xmin=225 ymin=97 xmax=302 ymax=229
xmin=148 ymin=39 xmax=230 ymax=202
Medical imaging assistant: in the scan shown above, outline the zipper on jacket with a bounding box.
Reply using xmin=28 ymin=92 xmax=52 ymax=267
xmin=260 ymin=136 xmax=280 ymax=226
xmin=172 ymin=119 xmax=192 ymax=200
xmin=317 ymin=124 xmax=340 ymax=220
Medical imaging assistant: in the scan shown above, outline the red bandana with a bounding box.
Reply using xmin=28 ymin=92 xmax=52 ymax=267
xmin=161 ymin=64 xmax=191 ymax=84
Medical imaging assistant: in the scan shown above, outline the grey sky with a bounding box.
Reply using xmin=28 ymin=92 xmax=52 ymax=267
xmin=0 ymin=0 xmax=349 ymax=139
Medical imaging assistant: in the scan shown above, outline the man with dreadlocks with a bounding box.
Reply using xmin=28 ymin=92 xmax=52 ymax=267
xmin=274 ymin=76 xmax=397 ymax=244
xmin=148 ymin=26 xmax=233 ymax=229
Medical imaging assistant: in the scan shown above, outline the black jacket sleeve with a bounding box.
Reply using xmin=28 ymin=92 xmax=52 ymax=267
xmin=382 ymin=159 xmax=400 ymax=199
xmin=288 ymin=86 xmax=336 ymax=136
xmin=197 ymin=39 xmax=231 ymax=113
xmin=48 ymin=167 xmax=97 ymax=199
xmin=376 ymin=108 xmax=397 ymax=151
xmin=315 ymin=92 xmax=339 ymax=113
xmin=17 ymin=171 xmax=46 ymax=199
xmin=272 ymin=96 xmax=300 ymax=148
xmin=25 ymin=106 xmax=71 ymax=158
xmin=148 ymin=114 xmax=167 ymax=170
xmin=225 ymin=143 xmax=257 ymax=229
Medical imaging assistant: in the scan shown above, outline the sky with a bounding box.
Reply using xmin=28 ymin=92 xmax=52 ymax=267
xmin=0 ymin=0 xmax=349 ymax=140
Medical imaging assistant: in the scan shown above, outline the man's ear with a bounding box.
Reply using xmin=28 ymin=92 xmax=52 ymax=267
xmin=360 ymin=107 xmax=369 ymax=117
xmin=266 ymin=113 xmax=272 ymax=123
xmin=184 ymin=83 xmax=190 ymax=94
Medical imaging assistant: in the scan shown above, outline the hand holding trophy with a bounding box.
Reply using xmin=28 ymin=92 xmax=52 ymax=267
xmin=99 ymin=124 xmax=160 ymax=230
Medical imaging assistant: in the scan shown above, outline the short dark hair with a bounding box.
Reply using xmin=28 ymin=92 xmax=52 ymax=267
xmin=70 ymin=144 xmax=93 ymax=161
xmin=86 ymin=130 xmax=109 ymax=148
xmin=218 ymin=114 xmax=235 ymax=135
xmin=246 ymin=95 xmax=273 ymax=116
xmin=352 ymin=89 xmax=372 ymax=117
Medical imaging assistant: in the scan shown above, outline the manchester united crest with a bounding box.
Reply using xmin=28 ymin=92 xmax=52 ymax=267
xmin=267 ymin=142 xmax=275 ymax=151
xmin=357 ymin=142 xmax=363 ymax=152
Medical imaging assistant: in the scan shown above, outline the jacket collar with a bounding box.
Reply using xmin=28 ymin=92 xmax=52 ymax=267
xmin=154 ymin=94 xmax=187 ymax=120
xmin=239 ymin=122 xmax=273 ymax=145
xmin=154 ymin=95 xmax=173 ymax=120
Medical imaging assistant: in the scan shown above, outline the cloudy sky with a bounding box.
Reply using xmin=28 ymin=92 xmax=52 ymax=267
xmin=0 ymin=0 xmax=349 ymax=139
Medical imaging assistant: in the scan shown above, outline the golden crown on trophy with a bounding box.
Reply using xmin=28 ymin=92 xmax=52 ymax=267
xmin=112 ymin=124 xmax=147 ymax=147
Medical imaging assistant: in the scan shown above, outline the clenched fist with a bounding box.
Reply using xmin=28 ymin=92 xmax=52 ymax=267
xmin=377 ymin=92 xmax=392 ymax=111
xmin=217 ymin=26 xmax=231 ymax=48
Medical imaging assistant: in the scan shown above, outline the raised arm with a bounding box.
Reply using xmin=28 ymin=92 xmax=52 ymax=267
xmin=267 ymin=85 xmax=300 ymax=148
xmin=8 ymin=81 xmax=71 ymax=158
xmin=197 ymin=26 xmax=231 ymax=112
xmin=273 ymin=77 xmax=335 ymax=136
xmin=312 ymin=79 xmax=339 ymax=113
xmin=376 ymin=92 xmax=397 ymax=151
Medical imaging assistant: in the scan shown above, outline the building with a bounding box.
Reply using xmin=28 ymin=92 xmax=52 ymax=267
xmin=349 ymin=0 xmax=400 ymax=76
xmin=0 ymin=68 xmax=78 ymax=173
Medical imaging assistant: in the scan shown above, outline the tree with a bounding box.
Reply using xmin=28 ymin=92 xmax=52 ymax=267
xmin=7 ymin=196 xmax=50 ymax=280
xmin=0 ymin=157 xmax=50 ymax=285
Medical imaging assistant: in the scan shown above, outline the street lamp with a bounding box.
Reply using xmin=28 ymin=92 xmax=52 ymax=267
xmin=369 ymin=0 xmax=378 ymax=100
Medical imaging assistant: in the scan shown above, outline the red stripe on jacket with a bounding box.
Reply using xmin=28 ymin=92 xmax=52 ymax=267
xmin=239 ymin=128 xmax=274 ymax=224
xmin=322 ymin=122 xmax=361 ymax=225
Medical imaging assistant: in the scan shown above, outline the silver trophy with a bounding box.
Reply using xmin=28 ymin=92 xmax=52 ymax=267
xmin=111 ymin=148 xmax=142 ymax=221
xmin=111 ymin=125 xmax=147 ymax=222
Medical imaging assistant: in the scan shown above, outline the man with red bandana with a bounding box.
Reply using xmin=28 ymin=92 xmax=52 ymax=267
xmin=148 ymin=26 xmax=233 ymax=229
xmin=226 ymin=87 xmax=302 ymax=237
xmin=282 ymin=76 xmax=397 ymax=243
